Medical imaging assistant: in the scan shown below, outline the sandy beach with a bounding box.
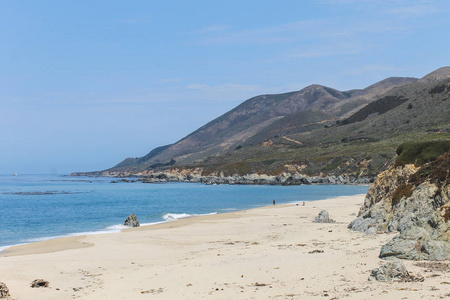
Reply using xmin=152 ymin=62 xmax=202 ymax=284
xmin=1 ymin=195 xmax=449 ymax=299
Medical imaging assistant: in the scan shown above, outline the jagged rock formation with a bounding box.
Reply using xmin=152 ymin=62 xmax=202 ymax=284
xmin=141 ymin=172 xmax=373 ymax=185
xmin=349 ymin=141 xmax=450 ymax=260
xmin=368 ymin=261 xmax=410 ymax=282
xmin=124 ymin=214 xmax=140 ymax=227
xmin=313 ymin=210 xmax=336 ymax=223
xmin=348 ymin=164 xmax=418 ymax=233
xmin=76 ymin=166 xmax=374 ymax=186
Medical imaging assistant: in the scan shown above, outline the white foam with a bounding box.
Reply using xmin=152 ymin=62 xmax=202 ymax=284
xmin=219 ymin=208 xmax=238 ymax=212
xmin=19 ymin=224 xmax=129 ymax=245
xmin=163 ymin=213 xmax=191 ymax=221
xmin=140 ymin=221 xmax=165 ymax=226
xmin=104 ymin=224 xmax=127 ymax=231
xmin=162 ymin=212 xmax=217 ymax=221
xmin=0 ymin=243 xmax=26 ymax=252
xmin=0 ymin=213 xmax=217 ymax=252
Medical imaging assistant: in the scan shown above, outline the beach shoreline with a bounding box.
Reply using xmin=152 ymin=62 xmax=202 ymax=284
xmin=0 ymin=174 xmax=370 ymax=253
xmin=1 ymin=194 xmax=448 ymax=299
xmin=0 ymin=192 xmax=368 ymax=255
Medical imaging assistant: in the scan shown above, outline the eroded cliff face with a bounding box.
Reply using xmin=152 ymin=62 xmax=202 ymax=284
xmin=349 ymin=151 xmax=450 ymax=260
xmin=356 ymin=164 xmax=418 ymax=219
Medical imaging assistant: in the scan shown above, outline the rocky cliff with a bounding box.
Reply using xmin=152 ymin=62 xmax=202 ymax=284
xmin=74 ymin=166 xmax=374 ymax=186
xmin=349 ymin=141 xmax=450 ymax=260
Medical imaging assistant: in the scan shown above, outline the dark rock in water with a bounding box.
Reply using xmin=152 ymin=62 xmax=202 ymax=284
xmin=31 ymin=279 xmax=49 ymax=288
xmin=0 ymin=282 xmax=10 ymax=298
xmin=124 ymin=214 xmax=140 ymax=227
xmin=368 ymin=261 xmax=409 ymax=282
xmin=313 ymin=210 xmax=336 ymax=223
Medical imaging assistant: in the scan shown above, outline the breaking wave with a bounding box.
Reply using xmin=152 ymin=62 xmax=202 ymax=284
xmin=162 ymin=212 xmax=217 ymax=221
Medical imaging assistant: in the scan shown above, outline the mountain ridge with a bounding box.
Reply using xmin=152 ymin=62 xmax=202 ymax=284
xmin=73 ymin=67 xmax=450 ymax=179
xmin=131 ymin=76 xmax=420 ymax=166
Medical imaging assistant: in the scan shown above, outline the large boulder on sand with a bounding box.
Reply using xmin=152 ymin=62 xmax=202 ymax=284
xmin=313 ymin=210 xmax=336 ymax=223
xmin=124 ymin=214 xmax=140 ymax=227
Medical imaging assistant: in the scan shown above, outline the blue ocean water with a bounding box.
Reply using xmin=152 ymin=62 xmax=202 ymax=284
xmin=0 ymin=174 xmax=369 ymax=251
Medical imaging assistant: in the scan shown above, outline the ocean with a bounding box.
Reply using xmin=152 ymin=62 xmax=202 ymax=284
xmin=0 ymin=174 xmax=369 ymax=251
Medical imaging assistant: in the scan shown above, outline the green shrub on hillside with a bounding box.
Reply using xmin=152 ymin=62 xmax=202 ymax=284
xmin=340 ymin=95 xmax=408 ymax=125
xmin=395 ymin=140 xmax=450 ymax=166
xmin=410 ymin=150 xmax=450 ymax=187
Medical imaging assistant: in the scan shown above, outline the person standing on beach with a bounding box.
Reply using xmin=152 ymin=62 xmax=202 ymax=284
xmin=273 ymin=200 xmax=276 ymax=205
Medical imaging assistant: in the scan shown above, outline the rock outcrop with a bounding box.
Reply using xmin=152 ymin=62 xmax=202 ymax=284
xmin=0 ymin=282 xmax=9 ymax=298
xmin=124 ymin=214 xmax=140 ymax=227
xmin=368 ymin=261 xmax=410 ymax=282
xmin=349 ymin=144 xmax=450 ymax=260
xmin=313 ymin=210 xmax=336 ymax=223
xmin=108 ymin=169 xmax=373 ymax=186
xmin=73 ymin=165 xmax=375 ymax=186
xmin=348 ymin=164 xmax=418 ymax=234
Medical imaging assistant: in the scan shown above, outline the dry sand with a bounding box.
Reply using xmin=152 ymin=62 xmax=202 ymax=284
xmin=1 ymin=195 xmax=449 ymax=299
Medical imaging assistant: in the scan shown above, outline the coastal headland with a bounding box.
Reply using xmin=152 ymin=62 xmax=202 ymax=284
xmin=1 ymin=195 xmax=449 ymax=299
xmin=72 ymin=168 xmax=375 ymax=185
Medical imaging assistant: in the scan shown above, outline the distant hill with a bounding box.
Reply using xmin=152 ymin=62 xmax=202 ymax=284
xmin=74 ymin=67 xmax=450 ymax=178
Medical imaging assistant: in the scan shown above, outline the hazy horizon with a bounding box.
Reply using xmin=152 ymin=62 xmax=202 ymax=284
xmin=2 ymin=0 xmax=449 ymax=174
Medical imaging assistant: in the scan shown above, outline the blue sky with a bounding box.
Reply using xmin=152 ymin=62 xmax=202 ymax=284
xmin=1 ymin=0 xmax=449 ymax=174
